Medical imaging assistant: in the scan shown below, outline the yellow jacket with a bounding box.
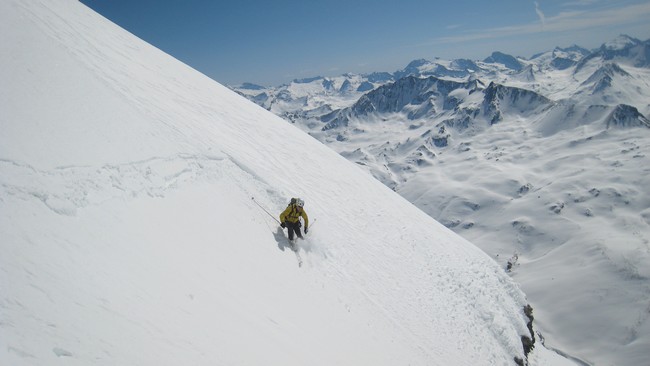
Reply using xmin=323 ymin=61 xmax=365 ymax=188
xmin=280 ymin=204 xmax=309 ymax=228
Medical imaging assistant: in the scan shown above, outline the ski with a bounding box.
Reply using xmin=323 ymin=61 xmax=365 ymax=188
xmin=288 ymin=239 xmax=303 ymax=267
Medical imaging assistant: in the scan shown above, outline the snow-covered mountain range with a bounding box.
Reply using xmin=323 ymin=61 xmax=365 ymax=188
xmin=1 ymin=0 xmax=575 ymax=365
xmin=232 ymin=35 xmax=650 ymax=365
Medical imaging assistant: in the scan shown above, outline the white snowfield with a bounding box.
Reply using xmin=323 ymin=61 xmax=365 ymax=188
xmin=1 ymin=0 xmax=572 ymax=365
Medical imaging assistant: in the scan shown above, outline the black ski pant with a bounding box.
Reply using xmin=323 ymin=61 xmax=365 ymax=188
xmin=286 ymin=221 xmax=303 ymax=240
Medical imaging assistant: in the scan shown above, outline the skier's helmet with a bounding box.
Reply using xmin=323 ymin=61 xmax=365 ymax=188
xmin=296 ymin=198 xmax=304 ymax=208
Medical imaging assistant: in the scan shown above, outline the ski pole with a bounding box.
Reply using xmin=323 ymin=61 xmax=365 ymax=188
xmin=305 ymin=218 xmax=316 ymax=235
xmin=251 ymin=197 xmax=281 ymax=224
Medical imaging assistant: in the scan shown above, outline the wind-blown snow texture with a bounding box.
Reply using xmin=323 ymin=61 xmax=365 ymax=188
xmin=234 ymin=36 xmax=650 ymax=366
xmin=0 ymin=1 xmax=572 ymax=365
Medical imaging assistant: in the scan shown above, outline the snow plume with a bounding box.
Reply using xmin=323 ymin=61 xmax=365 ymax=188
xmin=534 ymin=1 xmax=546 ymax=29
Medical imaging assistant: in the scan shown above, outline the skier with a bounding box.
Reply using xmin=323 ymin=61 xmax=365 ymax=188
xmin=279 ymin=198 xmax=309 ymax=242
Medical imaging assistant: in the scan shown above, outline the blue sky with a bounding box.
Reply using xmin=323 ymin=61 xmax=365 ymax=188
xmin=80 ymin=0 xmax=650 ymax=86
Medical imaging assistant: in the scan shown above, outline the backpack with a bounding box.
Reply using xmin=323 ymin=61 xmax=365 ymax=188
xmin=285 ymin=198 xmax=302 ymax=226
xmin=288 ymin=197 xmax=304 ymax=208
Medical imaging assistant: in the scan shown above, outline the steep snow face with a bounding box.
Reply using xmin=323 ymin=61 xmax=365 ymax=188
xmin=0 ymin=1 xmax=575 ymax=366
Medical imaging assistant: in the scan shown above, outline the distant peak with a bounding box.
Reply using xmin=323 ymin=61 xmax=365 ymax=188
xmin=606 ymin=104 xmax=650 ymax=128
xmin=405 ymin=59 xmax=431 ymax=68
xmin=602 ymin=34 xmax=640 ymax=51
xmin=554 ymin=44 xmax=591 ymax=55
xmin=483 ymin=52 xmax=523 ymax=71
xmin=292 ymin=76 xmax=324 ymax=84
xmin=588 ymin=62 xmax=632 ymax=80
xmin=238 ymin=82 xmax=266 ymax=90
xmin=601 ymin=62 xmax=630 ymax=74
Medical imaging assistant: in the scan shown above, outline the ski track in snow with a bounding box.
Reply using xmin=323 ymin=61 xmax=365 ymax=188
xmin=1 ymin=154 xmax=233 ymax=215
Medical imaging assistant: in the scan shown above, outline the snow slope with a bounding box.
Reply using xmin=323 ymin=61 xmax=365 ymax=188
xmin=0 ymin=1 xmax=572 ymax=365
